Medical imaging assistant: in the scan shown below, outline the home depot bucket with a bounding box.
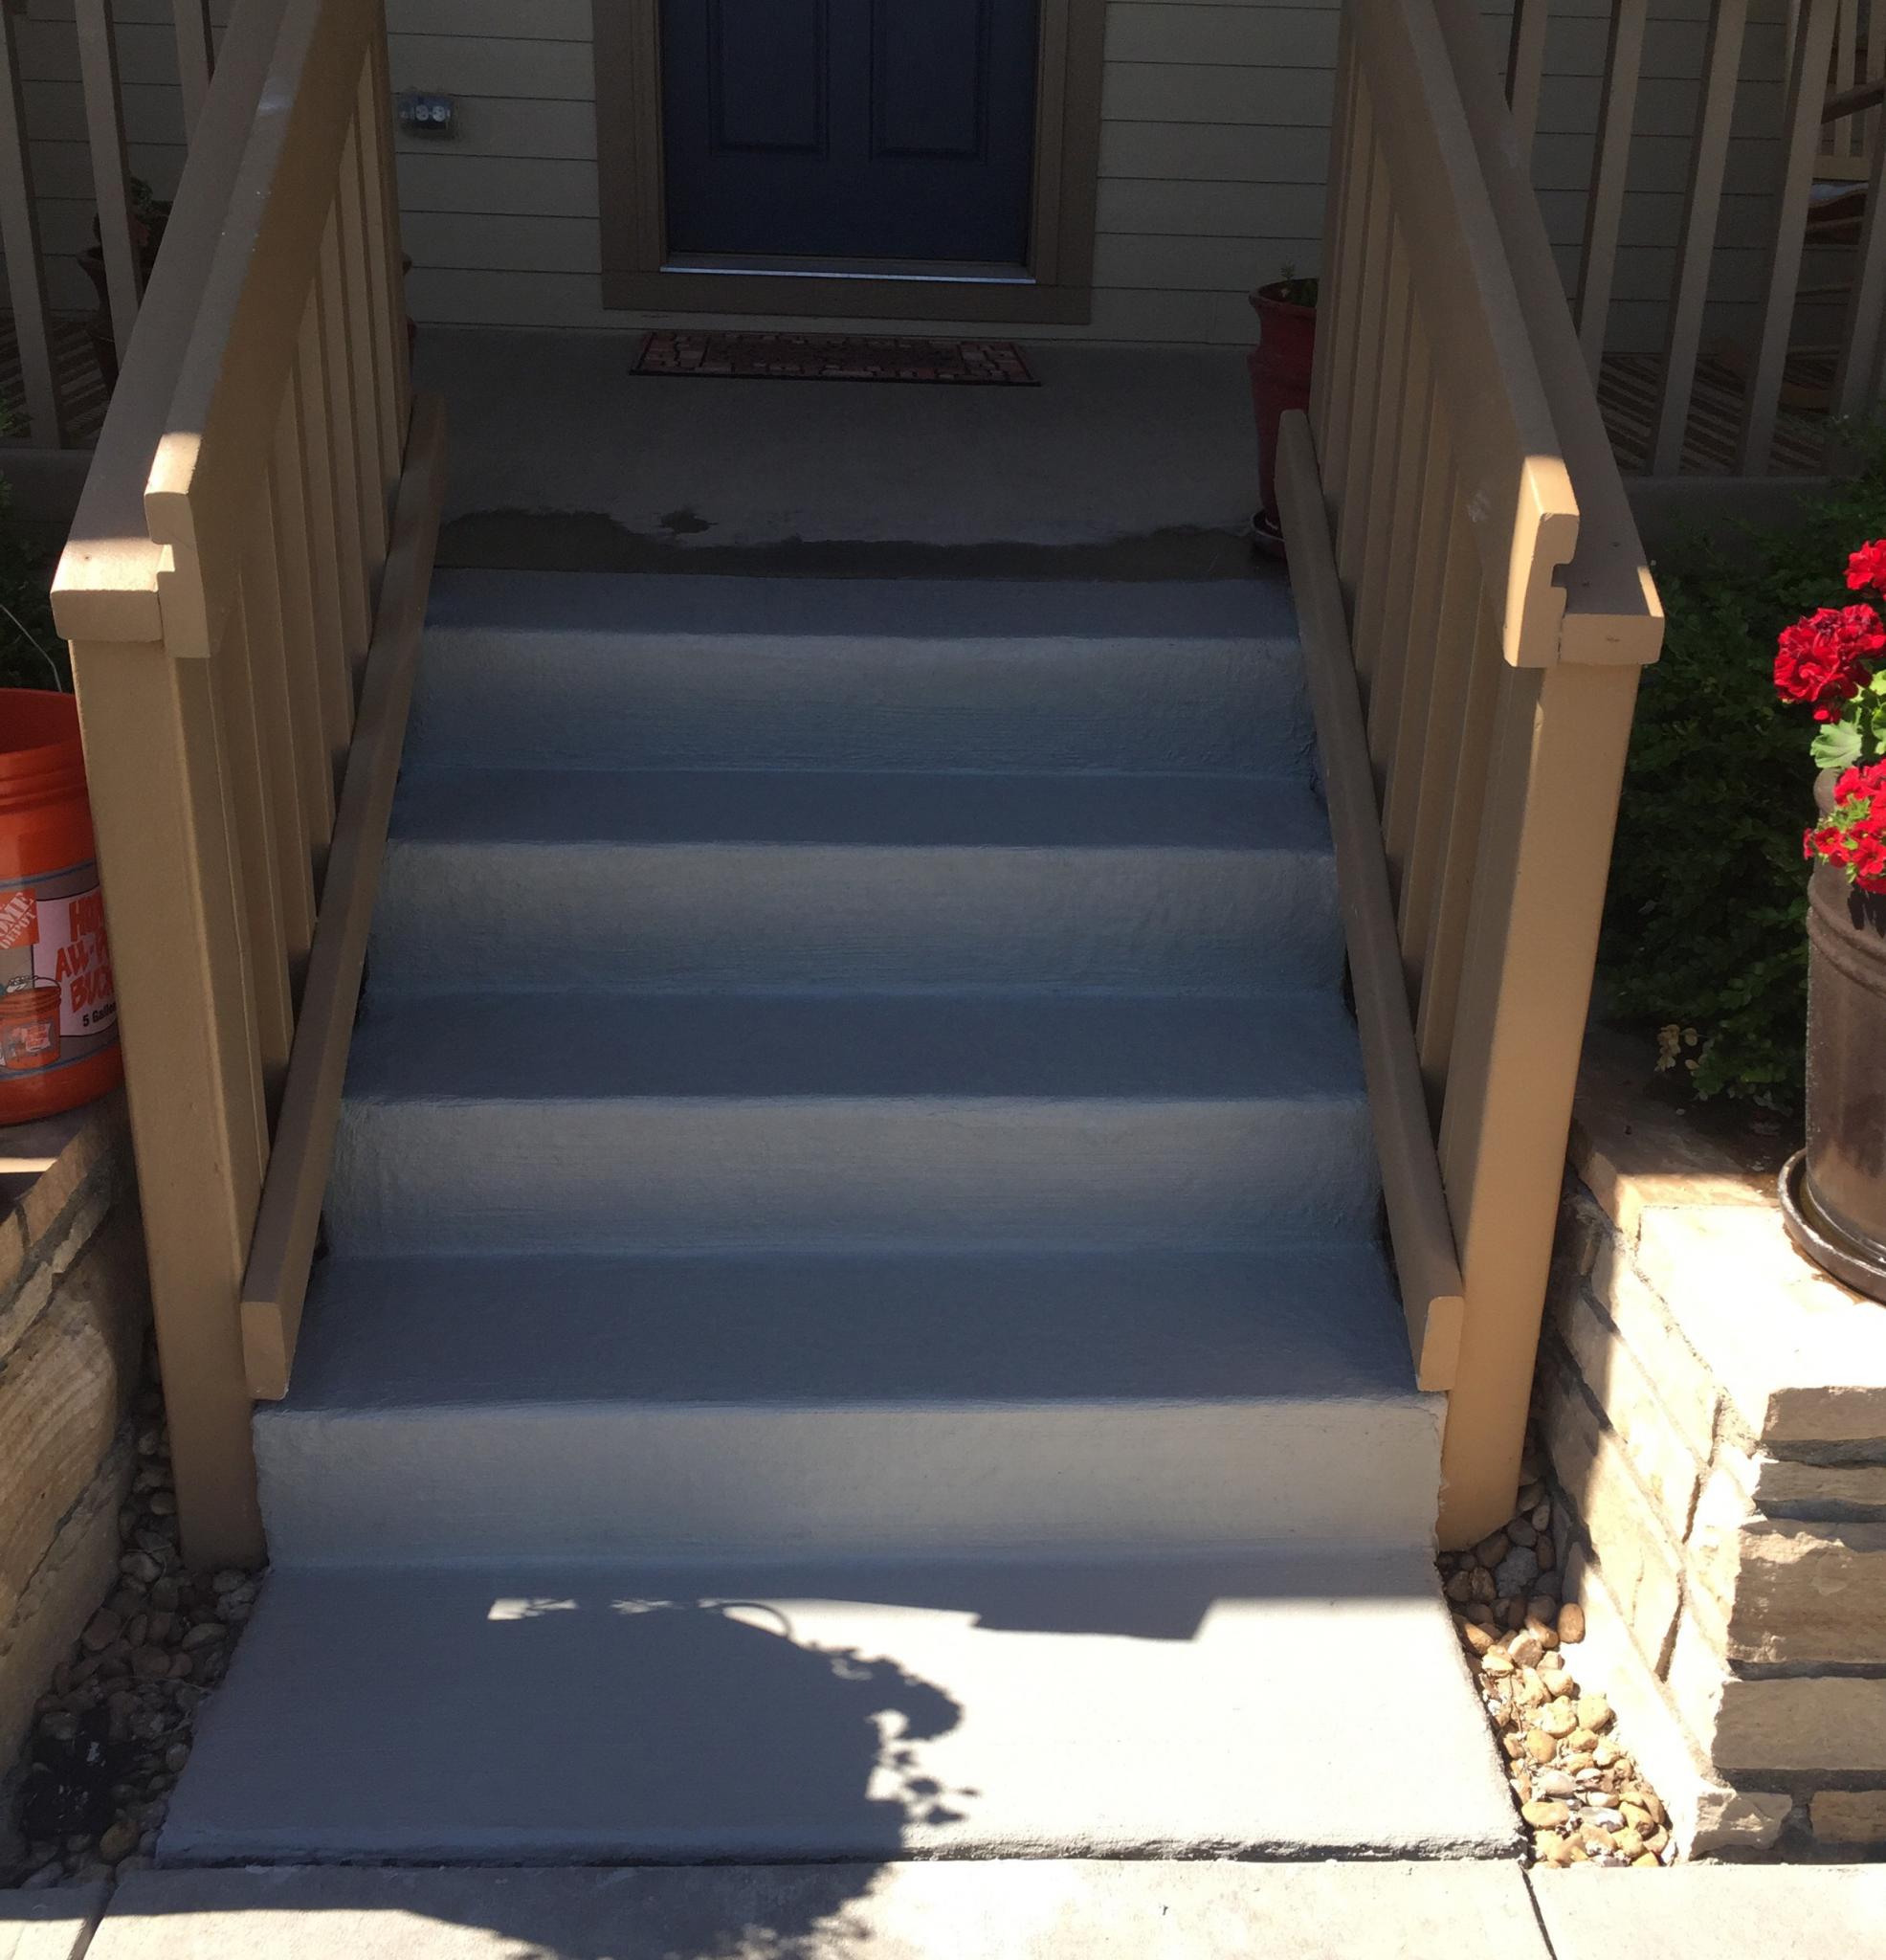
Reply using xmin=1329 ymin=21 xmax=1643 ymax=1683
xmin=0 ymin=690 xmax=121 ymax=1122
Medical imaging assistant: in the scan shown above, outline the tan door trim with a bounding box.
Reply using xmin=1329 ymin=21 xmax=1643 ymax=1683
xmin=592 ymin=0 xmax=1105 ymax=324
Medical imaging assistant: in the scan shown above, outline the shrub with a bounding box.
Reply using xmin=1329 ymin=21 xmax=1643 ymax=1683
xmin=1599 ymin=438 xmax=1886 ymax=1110
xmin=0 ymin=475 xmax=63 ymax=693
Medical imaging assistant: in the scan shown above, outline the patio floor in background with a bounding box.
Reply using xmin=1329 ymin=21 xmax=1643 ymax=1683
xmin=410 ymin=329 xmax=1270 ymax=579
xmin=1598 ymin=349 xmax=1832 ymax=477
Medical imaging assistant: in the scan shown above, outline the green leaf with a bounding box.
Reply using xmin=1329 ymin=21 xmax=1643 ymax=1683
xmin=1814 ymin=720 xmax=1863 ymax=768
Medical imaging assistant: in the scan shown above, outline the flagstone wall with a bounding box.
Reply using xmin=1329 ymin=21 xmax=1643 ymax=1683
xmin=1539 ymin=1038 xmax=1886 ymax=1860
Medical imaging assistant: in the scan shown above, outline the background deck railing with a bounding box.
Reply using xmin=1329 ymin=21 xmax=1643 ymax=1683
xmin=0 ymin=0 xmax=216 ymax=450
xmin=49 ymin=0 xmax=443 ymax=1566
xmin=1278 ymin=0 xmax=1664 ymax=1548
xmin=1508 ymin=0 xmax=1886 ymax=476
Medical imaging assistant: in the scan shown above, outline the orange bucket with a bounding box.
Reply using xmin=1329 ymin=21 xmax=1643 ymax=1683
xmin=0 ymin=690 xmax=122 ymax=1122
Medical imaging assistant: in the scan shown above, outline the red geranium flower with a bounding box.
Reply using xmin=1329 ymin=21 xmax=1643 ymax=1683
xmin=1806 ymin=757 xmax=1886 ymax=890
xmin=1775 ymin=605 xmax=1886 ymax=718
xmin=1847 ymin=539 xmax=1886 ymax=594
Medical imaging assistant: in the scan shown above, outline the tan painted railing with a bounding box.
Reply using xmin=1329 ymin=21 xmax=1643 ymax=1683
xmin=50 ymin=0 xmax=444 ymax=1566
xmin=1277 ymin=0 xmax=1663 ymax=1548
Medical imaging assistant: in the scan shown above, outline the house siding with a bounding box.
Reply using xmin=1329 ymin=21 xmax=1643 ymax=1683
xmin=7 ymin=0 xmax=1800 ymax=351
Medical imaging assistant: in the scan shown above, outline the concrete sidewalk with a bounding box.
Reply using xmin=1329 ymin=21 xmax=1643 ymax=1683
xmin=8 ymin=1862 xmax=1886 ymax=1960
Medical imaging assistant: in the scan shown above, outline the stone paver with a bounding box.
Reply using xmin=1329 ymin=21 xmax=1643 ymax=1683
xmin=89 ymin=1862 xmax=1548 ymax=1960
xmin=1532 ymin=1866 xmax=1886 ymax=1960
xmin=0 ymin=1888 xmax=108 ymax=1960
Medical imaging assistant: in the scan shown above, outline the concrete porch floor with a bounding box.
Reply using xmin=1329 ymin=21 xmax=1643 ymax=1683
xmin=15 ymin=1862 xmax=1886 ymax=1959
xmin=411 ymin=329 xmax=1269 ymax=580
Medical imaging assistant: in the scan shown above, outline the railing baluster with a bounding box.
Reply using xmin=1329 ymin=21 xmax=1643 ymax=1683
xmin=1311 ymin=15 xmax=1360 ymax=451
xmin=1651 ymin=0 xmax=1750 ymax=475
xmin=1320 ymin=77 xmax=1376 ymax=530
xmin=272 ymin=389 xmax=343 ymax=869
xmin=353 ymin=61 xmax=404 ymax=486
xmin=335 ymin=126 xmax=391 ymax=579
xmin=1832 ymin=111 xmax=1886 ymax=422
xmin=1336 ymin=145 xmax=1393 ymax=595
xmin=1866 ymin=4 xmax=1886 ymax=156
xmin=240 ymin=506 xmax=319 ymax=1002
xmin=1742 ymin=0 xmax=1844 ymax=471
xmin=317 ymin=212 xmax=375 ymax=674
xmin=172 ymin=0 xmax=215 ymax=139
xmin=0 ymin=2 xmax=66 ymax=444
xmin=1575 ymin=0 xmax=1651 ymax=377
xmin=209 ymin=592 xmax=295 ymax=1116
xmin=1505 ymin=0 xmax=1550 ymax=157
xmin=74 ymin=0 xmax=144 ymax=363
xmin=300 ymin=290 xmax=371 ymax=696
xmin=1353 ymin=240 xmax=1415 ymax=697
xmin=1367 ymin=332 xmax=1439 ymax=806
xmin=1415 ymin=604 xmax=1503 ymax=1110
xmin=366 ymin=4 xmax=411 ymax=436
xmin=1395 ymin=497 xmax=1477 ymax=989
xmin=1835 ymin=0 xmax=1861 ymax=160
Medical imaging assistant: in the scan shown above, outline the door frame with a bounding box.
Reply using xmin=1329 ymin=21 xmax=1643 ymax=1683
xmin=592 ymin=0 xmax=1107 ymax=324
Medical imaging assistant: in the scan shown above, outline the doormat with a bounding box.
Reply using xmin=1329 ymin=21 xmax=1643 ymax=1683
xmin=635 ymin=330 xmax=1037 ymax=386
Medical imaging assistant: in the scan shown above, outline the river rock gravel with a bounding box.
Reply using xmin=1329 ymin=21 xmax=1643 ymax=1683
xmin=1438 ymin=1422 xmax=1674 ymax=1870
xmin=1 ymin=1357 xmax=264 ymax=1888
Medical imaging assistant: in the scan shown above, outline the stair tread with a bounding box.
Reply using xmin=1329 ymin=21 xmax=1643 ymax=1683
xmin=277 ymin=1244 xmax=1420 ymax=1414
xmin=160 ymin=1550 xmax=1518 ymax=1864
xmin=344 ymin=991 xmax=1366 ymax=1102
xmin=388 ymin=765 xmax=1331 ymax=850
xmin=424 ymin=568 xmax=1301 ymax=646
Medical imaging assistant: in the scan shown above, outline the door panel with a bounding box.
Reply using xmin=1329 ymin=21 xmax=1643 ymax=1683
xmin=708 ymin=0 xmax=828 ymax=154
xmin=871 ymin=0 xmax=989 ymax=159
xmin=661 ymin=0 xmax=1040 ymax=263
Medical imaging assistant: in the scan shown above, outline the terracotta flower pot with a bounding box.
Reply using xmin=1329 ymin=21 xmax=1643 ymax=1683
xmin=1789 ymin=768 xmax=1886 ymax=1301
xmin=1247 ymin=282 xmax=1318 ymax=536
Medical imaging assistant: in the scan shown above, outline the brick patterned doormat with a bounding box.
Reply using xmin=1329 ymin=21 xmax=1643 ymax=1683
xmin=635 ymin=331 xmax=1037 ymax=385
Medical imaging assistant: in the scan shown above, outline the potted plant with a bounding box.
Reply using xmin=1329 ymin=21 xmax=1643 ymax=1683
xmin=1248 ymin=266 xmax=1318 ymax=551
xmin=1775 ymin=536 xmax=1886 ymax=1300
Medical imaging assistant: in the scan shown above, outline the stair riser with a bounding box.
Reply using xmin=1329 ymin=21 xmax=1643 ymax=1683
xmin=370 ymin=841 xmax=1342 ymax=993
xmin=410 ymin=631 xmax=1312 ymax=775
xmin=326 ymin=1098 xmax=1379 ymax=1255
xmin=256 ymin=1398 xmax=1444 ymax=1564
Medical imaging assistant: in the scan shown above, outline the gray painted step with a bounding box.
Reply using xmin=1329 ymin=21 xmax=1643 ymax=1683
xmin=326 ymin=992 xmax=1377 ymax=1255
xmin=372 ymin=767 xmax=1341 ymax=993
xmin=410 ymin=573 xmax=1311 ymax=774
xmin=159 ymin=1552 xmax=1519 ymax=1866
xmin=258 ymin=1245 xmax=1440 ymax=1563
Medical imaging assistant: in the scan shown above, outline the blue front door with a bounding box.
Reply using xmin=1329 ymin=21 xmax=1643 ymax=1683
xmin=659 ymin=0 xmax=1041 ymax=265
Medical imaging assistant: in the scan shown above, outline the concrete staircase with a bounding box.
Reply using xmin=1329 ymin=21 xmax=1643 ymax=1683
xmin=163 ymin=572 xmax=1515 ymax=1863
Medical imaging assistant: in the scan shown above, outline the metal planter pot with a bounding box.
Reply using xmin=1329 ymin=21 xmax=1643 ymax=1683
xmin=1785 ymin=771 xmax=1886 ymax=1303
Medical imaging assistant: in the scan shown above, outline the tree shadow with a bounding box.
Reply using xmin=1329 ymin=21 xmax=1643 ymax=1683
xmin=86 ymin=1575 xmax=982 ymax=1957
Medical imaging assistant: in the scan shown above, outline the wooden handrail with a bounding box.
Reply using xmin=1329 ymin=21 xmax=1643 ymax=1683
xmin=1293 ymin=0 xmax=1662 ymax=1548
xmin=1825 ymin=75 xmax=1886 ymax=122
xmin=50 ymin=0 xmax=442 ymax=1566
xmin=57 ymin=0 xmax=291 ymax=642
xmin=1431 ymin=0 xmax=1664 ymax=666
xmin=1342 ymin=0 xmax=1578 ymax=672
